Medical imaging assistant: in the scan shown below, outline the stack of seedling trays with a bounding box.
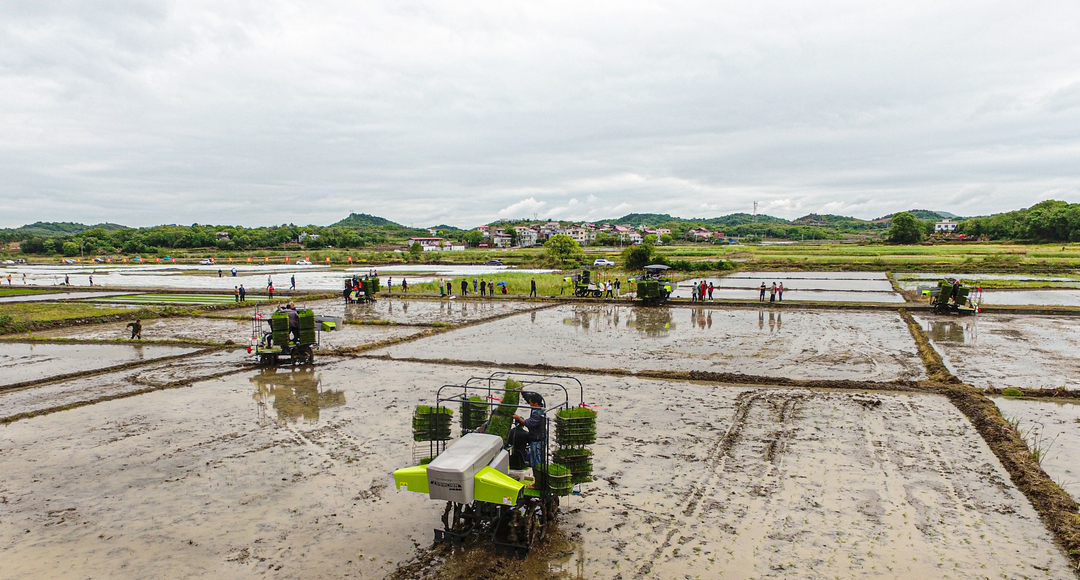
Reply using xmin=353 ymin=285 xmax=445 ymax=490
xmin=555 ymin=407 xmax=597 ymax=485
xmin=536 ymin=463 xmax=573 ymax=496
xmin=270 ymin=313 xmax=290 ymax=347
xmin=412 ymin=405 xmax=453 ymax=441
xmin=460 ymin=395 xmax=489 ymax=434
xmin=298 ymin=310 xmax=316 ymax=344
xmin=486 ymin=379 xmax=521 ymax=443
xmin=553 ymin=447 xmax=593 ymax=484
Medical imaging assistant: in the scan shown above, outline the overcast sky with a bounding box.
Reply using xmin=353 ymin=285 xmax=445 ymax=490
xmin=2 ymin=1 xmax=1079 ymax=229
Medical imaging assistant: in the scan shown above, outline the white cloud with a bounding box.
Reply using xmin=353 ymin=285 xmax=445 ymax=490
xmin=1 ymin=0 xmax=1080 ymax=227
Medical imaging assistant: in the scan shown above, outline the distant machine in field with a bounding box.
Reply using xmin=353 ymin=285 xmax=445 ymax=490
xmin=248 ymin=304 xmax=340 ymax=365
xmin=393 ymin=372 xmax=596 ymax=558
xmin=633 ymin=264 xmax=673 ymax=305
xmin=929 ymin=278 xmax=981 ymax=315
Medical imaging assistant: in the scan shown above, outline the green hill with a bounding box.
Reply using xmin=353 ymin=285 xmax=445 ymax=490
xmin=6 ymin=222 xmax=128 ymax=236
xmin=331 ymin=213 xmax=399 ymax=228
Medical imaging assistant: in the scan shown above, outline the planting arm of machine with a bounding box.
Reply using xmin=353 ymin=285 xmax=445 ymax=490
xmin=393 ymin=433 xmax=525 ymax=506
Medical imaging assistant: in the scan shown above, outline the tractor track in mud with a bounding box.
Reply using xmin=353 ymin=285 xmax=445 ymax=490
xmin=631 ymin=390 xmax=808 ymax=578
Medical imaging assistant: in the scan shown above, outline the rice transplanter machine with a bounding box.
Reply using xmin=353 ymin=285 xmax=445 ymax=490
xmin=393 ymin=372 xmax=598 ymax=558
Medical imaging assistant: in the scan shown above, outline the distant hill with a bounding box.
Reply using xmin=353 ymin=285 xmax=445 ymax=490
xmin=331 ymin=213 xmax=400 ymax=228
xmin=601 ymin=213 xmax=678 ymax=227
xmin=874 ymin=210 xmax=959 ymax=221
xmin=6 ymin=221 xmax=128 ymax=236
xmin=599 ymin=212 xmax=788 ymax=228
xmin=429 ymin=224 xmax=462 ymax=232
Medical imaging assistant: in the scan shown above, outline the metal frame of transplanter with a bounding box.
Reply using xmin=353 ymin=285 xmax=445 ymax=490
xmin=403 ymin=372 xmax=586 ymax=558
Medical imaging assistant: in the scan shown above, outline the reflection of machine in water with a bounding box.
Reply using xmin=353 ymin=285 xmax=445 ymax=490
xmin=927 ymin=319 xmax=974 ymax=343
xmin=250 ymin=366 xmax=345 ymax=423
xmin=626 ymin=307 xmax=674 ymax=336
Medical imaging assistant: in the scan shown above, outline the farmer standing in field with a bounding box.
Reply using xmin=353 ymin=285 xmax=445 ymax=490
xmin=778 ymin=282 xmax=784 ymax=301
xmin=290 ymin=275 xmax=296 ymax=290
xmin=769 ymin=282 xmax=777 ymax=303
xmin=239 ymin=284 xmax=246 ymax=302
xmin=234 ymin=286 xmax=240 ymax=302
xmin=759 ymin=282 xmax=766 ymax=301
xmin=126 ymin=319 xmax=142 ymax=340
xmin=530 ymin=278 xmax=537 ymax=297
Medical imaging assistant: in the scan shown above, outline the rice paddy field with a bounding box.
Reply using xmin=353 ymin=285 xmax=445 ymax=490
xmin=2 ymin=270 xmax=1080 ymax=580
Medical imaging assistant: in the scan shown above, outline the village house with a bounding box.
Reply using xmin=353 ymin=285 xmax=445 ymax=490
xmin=686 ymin=227 xmax=713 ymax=241
xmin=409 ymin=236 xmax=444 ymax=249
xmin=935 ymin=219 xmax=959 ymax=233
xmin=514 ymin=226 xmax=539 ymax=247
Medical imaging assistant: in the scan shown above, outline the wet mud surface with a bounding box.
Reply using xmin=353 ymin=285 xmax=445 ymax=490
xmin=0 ymin=359 xmax=517 ymax=580
xmin=915 ymin=313 xmax=1080 ymax=390
xmin=0 ymin=342 xmax=198 ymax=387
xmin=980 ymin=290 xmax=1080 ymax=307
xmin=548 ymin=381 xmax=1072 ymax=579
xmin=221 ymin=298 xmax=544 ymax=326
xmin=25 ymin=315 xmax=424 ymax=350
xmin=992 ymin=397 xmax=1080 ymax=503
xmin=375 ymin=305 xmax=926 ymax=382
xmin=705 ymin=272 xmax=895 ymax=292
xmin=0 ymin=349 xmax=248 ymax=419
xmin=1 ymin=359 xmax=1073 ymax=580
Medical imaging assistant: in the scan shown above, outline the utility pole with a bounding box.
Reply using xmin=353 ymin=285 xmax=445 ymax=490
xmin=752 ymin=202 xmax=758 ymax=223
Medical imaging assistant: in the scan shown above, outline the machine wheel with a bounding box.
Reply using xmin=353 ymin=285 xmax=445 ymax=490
xmin=527 ymin=502 xmax=545 ymax=545
xmin=591 ymin=290 xmax=602 ymax=298
xmin=293 ymin=346 xmax=314 ymax=365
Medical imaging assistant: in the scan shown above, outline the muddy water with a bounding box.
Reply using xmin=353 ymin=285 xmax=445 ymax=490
xmin=0 ymin=342 xmax=198 ymax=387
xmin=705 ymin=272 xmax=895 ymax=292
xmin=375 ymin=305 xmax=926 ymax=381
xmin=0 ymin=359 xmax=519 ymax=580
xmin=0 ymin=349 xmax=249 ymax=419
xmin=669 ymin=287 xmax=905 ymax=303
xmin=980 ymin=290 xmax=1080 ymax=307
xmin=220 ymin=298 xmax=544 ymax=326
xmin=26 ymin=316 xmax=424 ymax=350
xmin=0 ymin=359 xmax=1071 ymax=580
xmin=915 ymin=313 xmax=1080 ymax=389
xmin=992 ymin=397 xmax=1080 ymax=503
xmin=550 ymin=382 xmax=1072 ymax=579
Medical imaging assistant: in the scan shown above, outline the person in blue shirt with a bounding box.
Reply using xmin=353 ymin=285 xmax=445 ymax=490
xmin=513 ymin=392 xmax=546 ymax=467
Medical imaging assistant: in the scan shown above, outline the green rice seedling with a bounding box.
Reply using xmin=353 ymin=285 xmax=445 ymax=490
xmin=487 ymin=414 xmax=513 ymax=443
xmin=1001 ymin=388 xmax=1023 ymax=397
xmin=495 ymin=378 xmax=522 ymax=417
xmin=460 ymin=396 xmax=489 ymax=433
xmin=412 ymin=405 xmax=453 ymax=441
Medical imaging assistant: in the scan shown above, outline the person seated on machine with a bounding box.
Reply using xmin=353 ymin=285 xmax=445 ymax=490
xmin=278 ymin=303 xmax=300 ymax=344
xmin=513 ymin=392 xmax=546 ymax=467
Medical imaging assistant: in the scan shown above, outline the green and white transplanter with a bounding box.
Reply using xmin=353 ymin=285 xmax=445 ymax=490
xmin=393 ymin=372 xmax=595 ymax=558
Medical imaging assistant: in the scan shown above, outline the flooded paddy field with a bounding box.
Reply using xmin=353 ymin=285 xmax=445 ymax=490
xmin=0 ymin=342 xmax=199 ymax=387
xmin=979 ymin=290 xmax=1080 ymax=307
xmin=914 ymin=313 xmax=1080 ymax=390
xmin=373 ymin=305 xmax=925 ymax=382
xmin=0 ymin=349 xmax=247 ymax=419
xmin=216 ymin=298 xmax=545 ymax=326
xmin=1 ymin=358 xmax=1071 ymax=579
xmin=554 ymin=381 xmax=1070 ymax=579
xmin=23 ymin=316 xmax=425 ymax=350
xmin=991 ymin=397 xmax=1080 ymax=503
xmin=669 ymin=286 xmax=904 ymax=303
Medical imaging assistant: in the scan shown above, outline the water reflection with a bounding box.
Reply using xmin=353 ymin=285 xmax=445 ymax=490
xmin=756 ymin=310 xmax=782 ymax=333
xmin=251 ymin=366 xmax=345 ymax=423
xmin=926 ymin=319 xmax=976 ymax=343
xmin=627 ymin=308 xmax=674 ymax=336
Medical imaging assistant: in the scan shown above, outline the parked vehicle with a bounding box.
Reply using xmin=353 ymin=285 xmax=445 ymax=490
xmin=199 ymin=259 xmax=215 ymax=265
xmin=592 ymin=259 xmax=615 ymax=267
xmin=296 ymin=259 xmax=312 ymax=265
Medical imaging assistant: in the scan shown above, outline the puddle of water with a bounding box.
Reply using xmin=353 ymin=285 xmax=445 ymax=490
xmin=0 ymin=360 xmax=1070 ymax=580
xmin=916 ymin=313 xmax=1080 ymax=389
xmin=376 ymin=305 xmax=925 ymax=381
xmin=898 ymin=273 xmax=1080 ymax=282
xmin=991 ymin=397 xmax=1080 ymax=504
xmin=0 ymin=343 xmax=199 ymax=387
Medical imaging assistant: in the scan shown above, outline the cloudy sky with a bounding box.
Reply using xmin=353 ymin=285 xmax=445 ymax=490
xmin=2 ymin=1 xmax=1079 ymax=228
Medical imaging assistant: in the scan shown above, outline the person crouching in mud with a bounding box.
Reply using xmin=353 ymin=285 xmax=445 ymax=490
xmin=513 ymin=392 xmax=546 ymax=466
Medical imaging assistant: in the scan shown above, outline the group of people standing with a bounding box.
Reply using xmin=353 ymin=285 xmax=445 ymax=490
xmin=690 ymin=281 xmax=715 ymax=302
xmin=758 ymin=281 xmax=785 ymax=302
